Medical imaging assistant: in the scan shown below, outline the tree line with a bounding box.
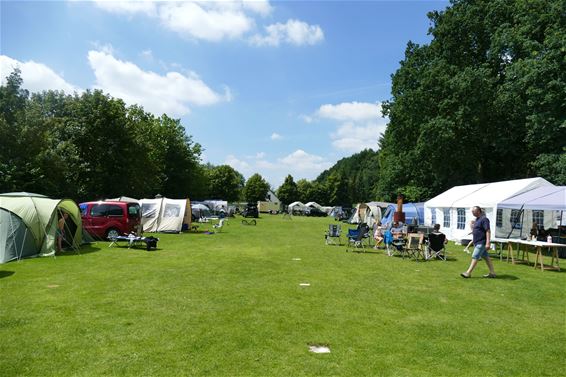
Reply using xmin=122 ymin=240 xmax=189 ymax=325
xmin=2 ymin=0 xmax=564 ymax=207
xmin=0 ymin=69 xmax=273 ymax=204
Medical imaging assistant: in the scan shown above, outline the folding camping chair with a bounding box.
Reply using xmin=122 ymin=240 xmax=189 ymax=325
xmin=213 ymin=218 xmax=225 ymax=233
xmin=346 ymin=223 xmax=370 ymax=252
xmin=405 ymin=233 xmax=425 ymax=261
xmin=426 ymin=232 xmax=447 ymax=260
xmin=325 ymin=224 xmax=342 ymax=245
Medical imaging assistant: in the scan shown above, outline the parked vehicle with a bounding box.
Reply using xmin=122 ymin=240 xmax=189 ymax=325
xmin=79 ymin=201 xmax=141 ymax=239
xmin=241 ymin=203 xmax=259 ymax=218
xmin=305 ymin=207 xmax=327 ymax=217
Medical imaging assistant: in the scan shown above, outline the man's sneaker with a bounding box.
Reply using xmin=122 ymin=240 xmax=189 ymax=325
xmin=482 ymin=273 xmax=497 ymax=278
xmin=460 ymin=272 xmax=470 ymax=278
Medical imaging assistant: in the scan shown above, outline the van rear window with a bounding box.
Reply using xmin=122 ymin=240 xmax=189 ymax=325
xmin=107 ymin=205 xmax=123 ymax=216
xmin=90 ymin=204 xmax=106 ymax=217
xmin=90 ymin=204 xmax=123 ymax=217
xmin=128 ymin=204 xmax=140 ymax=218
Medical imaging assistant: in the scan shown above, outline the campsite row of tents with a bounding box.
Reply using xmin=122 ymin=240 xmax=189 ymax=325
xmin=0 ymin=193 xmax=227 ymax=264
xmin=2 ymin=178 xmax=565 ymax=263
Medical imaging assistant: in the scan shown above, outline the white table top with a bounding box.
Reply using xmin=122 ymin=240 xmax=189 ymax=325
xmin=492 ymin=238 xmax=566 ymax=248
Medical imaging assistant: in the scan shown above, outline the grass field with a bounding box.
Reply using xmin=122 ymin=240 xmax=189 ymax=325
xmin=1 ymin=215 xmax=565 ymax=376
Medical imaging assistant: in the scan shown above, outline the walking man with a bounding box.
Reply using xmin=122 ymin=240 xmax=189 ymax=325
xmin=461 ymin=206 xmax=496 ymax=278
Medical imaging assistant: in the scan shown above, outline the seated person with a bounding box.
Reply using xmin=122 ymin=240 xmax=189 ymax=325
xmin=373 ymin=222 xmax=384 ymax=249
xmin=529 ymin=223 xmax=538 ymax=240
xmin=428 ymin=224 xmax=448 ymax=257
xmin=390 ymin=221 xmax=404 ymax=239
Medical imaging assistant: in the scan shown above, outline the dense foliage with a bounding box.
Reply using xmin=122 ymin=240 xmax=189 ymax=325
xmin=205 ymin=165 xmax=245 ymax=202
xmin=243 ymin=173 xmax=270 ymax=203
xmin=316 ymin=149 xmax=380 ymax=204
xmin=0 ymin=69 xmax=206 ymax=202
xmin=376 ymin=0 xmax=566 ymax=201
xmin=276 ymin=175 xmax=298 ymax=205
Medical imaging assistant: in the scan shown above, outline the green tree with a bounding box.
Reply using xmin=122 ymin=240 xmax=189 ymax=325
xmin=316 ymin=149 xmax=381 ymax=204
xmin=376 ymin=0 xmax=566 ymax=201
xmin=276 ymin=175 xmax=298 ymax=205
xmin=243 ymin=173 xmax=270 ymax=203
xmin=296 ymin=179 xmax=313 ymax=203
xmin=206 ymin=165 xmax=245 ymax=202
xmin=326 ymin=172 xmax=349 ymax=206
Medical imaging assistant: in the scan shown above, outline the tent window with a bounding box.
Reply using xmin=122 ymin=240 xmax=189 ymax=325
xmin=457 ymin=208 xmax=466 ymax=229
xmin=496 ymin=209 xmax=503 ymax=228
xmin=510 ymin=209 xmax=522 ymax=229
xmin=431 ymin=208 xmax=436 ymax=225
xmin=443 ymin=209 xmax=450 ymax=228
xmin=142 ymin=203 xmax=157 ymax=218
xmin=532 ymin=210 xmax=544 ymax=227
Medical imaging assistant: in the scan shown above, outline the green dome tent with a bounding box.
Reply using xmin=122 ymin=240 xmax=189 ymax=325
xmin=0 ymin=192 xmax=82 ymax=263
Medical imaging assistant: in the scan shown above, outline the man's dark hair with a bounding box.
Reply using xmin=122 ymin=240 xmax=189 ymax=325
xmin=433 ymin=223 xmax=440 ymax=231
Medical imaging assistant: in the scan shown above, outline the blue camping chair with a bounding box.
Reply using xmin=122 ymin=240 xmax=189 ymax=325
xmin=346 ymin=223 xmax=370 ymax=252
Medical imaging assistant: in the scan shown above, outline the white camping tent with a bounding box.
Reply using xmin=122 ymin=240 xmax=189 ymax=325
xmin=350 ymin=203 xmax=382 ymax=228
xmin=203 ymin=200 xmax=228 ymax=214
xmin=288 ymin=201 xmax=307 ymax=214
xmin=497 ymin=186 xmax=566 ymax=239
xmin=424 ymin=177 xmax=554 ymax=241
xmin=140 ymin=197 xmax=189 ymax=232
xmin=305 ymin=202 xmax=323 ymax=210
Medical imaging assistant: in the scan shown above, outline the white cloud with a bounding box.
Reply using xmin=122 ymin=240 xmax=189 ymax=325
xmin=309 ymin=101 xmax=388 ymax=153
xmin=271 ymin=132 xmax=282 ymax=140
xmin=93 ymin=1 xmax=322 ymax=47
xmin=93 ymin=0 xmax=157 ymax=16
xmin=158 ymin=2 xmax=254 ymax=41
xmin=251 ymin=19 xmax=324 ymax=46
xmin=221 ymin=149 xmax=332 ymax=187
xmin=140 ymin=49 xmax=154 ymax=60
xmin=0 ymin=55 xmax=81 ymax=93
xmin=225 ymin=154 xmax=252 ymax=173
xmin=242 ymin=0 xmax=272 ymax=16
xmin=330 ymin=122 xmax=385 ymax=152
xmin=87 ymin=50 xmax=229 ymax=117
xmin=317 ymin=101 xmax=382 ymax=122
xmin=279 ymin=149 xmax=332 ymax=173
xmin=299 ymin=114 xmax=314 ymax=123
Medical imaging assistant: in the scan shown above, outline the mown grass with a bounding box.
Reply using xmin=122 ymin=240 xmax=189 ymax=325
xmin=1 ymin=215 xmax=565 ymax=376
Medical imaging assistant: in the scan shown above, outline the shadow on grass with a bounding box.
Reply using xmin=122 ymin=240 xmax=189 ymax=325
xmin=494 ymin=274 xmax=520 ymax=280
xmin=56 ymin=243 xmax=101 ymax=257
xmin=0 ymin=270 xmax=15 ymax=279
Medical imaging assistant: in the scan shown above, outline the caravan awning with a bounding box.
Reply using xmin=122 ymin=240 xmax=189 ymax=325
xmin=498 ymin=186 xmax=566 ymax=211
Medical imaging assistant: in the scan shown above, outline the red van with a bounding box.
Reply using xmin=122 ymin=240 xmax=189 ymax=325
xmin=79 ymin=201 xmax=141 ymax=239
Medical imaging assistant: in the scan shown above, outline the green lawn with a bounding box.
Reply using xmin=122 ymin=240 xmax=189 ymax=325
xmin=1 ymin=215 xmax=565 ymax=376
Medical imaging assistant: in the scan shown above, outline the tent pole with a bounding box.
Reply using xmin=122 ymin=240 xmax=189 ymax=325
xmin=506 ymin=204 xmax=525 ymax=239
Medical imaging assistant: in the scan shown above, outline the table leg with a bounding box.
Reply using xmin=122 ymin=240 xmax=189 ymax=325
xmin=550 ymin=247 xmax=561 ymax=271
xmin=533 ymin=246 xmax=544 ymax=271
xmin=506 ymin=243 xmax=516 ymax=264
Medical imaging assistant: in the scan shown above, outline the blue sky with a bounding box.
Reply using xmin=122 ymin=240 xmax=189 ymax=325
xmin=1 ymin=0 xmax=448 ymax=188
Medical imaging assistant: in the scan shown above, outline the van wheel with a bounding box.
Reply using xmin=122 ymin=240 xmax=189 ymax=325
xmin=106 ymin=228 xmax=120 ymax=240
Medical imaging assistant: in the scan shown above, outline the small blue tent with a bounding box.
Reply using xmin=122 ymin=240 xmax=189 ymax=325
xmin=380 ymin=202 xmax=424 ymax=228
